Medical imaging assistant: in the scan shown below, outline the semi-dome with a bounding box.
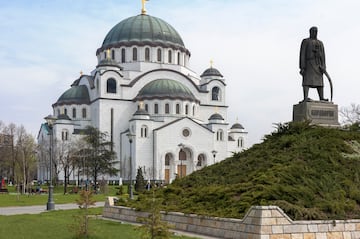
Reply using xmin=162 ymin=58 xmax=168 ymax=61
xmin=208 ymin=113 xmax=224 ymax=121
xmin=97 ymin=14 xmax=189 ymax=54
xmin=97 ymin=58 xmax=122 ymax=69
xmin=200 ymin=67 xmax=223 ymax=78
xmin=134 ymin=79 xmax=198 ymax=102
xmin=57 ymin=114 xmax=71 ymax=121
xmin=54 ymin=85 xmax=90 ymax=106
xmin=133 ymin=108 xmax=150 ymax=116
xmin=231 ymin=123 xmax=244 ymax=130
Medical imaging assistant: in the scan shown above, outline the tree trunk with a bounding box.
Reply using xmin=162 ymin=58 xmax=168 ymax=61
xmin=64 ymin=165 xmax=68 ymax=195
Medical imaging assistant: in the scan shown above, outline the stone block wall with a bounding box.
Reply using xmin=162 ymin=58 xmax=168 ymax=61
xmin=103 ymin=197 xmax=360 ymax=239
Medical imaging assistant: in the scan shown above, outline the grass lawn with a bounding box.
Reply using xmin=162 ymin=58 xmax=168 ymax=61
xmin=0 ymin=185 xmax=120 ymax=207
xmin=0 ymin=208 xmax=198 ymax=239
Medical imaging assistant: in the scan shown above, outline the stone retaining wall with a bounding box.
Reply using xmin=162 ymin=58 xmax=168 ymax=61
xmin=102 ymin=197 xmax=360 ymax=239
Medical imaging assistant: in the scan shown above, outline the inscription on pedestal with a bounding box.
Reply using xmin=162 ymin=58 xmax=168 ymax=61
xmin=293 ymin=101 xmax=339 ymax=126
xmin=310 ymin=109 xmax=335 ymax=118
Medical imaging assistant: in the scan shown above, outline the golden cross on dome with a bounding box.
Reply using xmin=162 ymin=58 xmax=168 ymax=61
xmin=215 ymin=106 xmax=219 ymax=113
xmin=210 ymin=59 xmax=214 ymax=68
xmin=139 ymin=101 xmax=144 ymax=109
xmin=141 ymin=0 xmax=149 ymax=15
xmin=80 ymin=70 xmax=83 ymax=76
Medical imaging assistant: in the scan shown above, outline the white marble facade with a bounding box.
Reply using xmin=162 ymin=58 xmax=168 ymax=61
xmin=38 ymin=10 xmax=247 ymax=184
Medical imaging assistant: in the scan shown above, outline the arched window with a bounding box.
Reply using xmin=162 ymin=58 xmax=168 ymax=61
xmin=111 ymin=50 xmax=115 ymax=60
xmin=177 ymin=52 xmax=181 ymax=65
xmin=197 ymin=154 xmax=205 ymax=167
xmin=157 ymin=48 xmax=162 ymax=62
xmin=216 ymin=129 xmax=224 ymax=141
xmin=165 ymin=103 xmax=170 ymax=114
xmin=168 ymin=50 xmax=172 ymax=63
xmin=141 ymin=125 xmax=148 ymax=138
xmin=192 ymin=105 xmax=195 ymax=116
xmin=212 ymin=87 xmax=220 ymax=101
xmin=154 ymin=103 xmax=159 ymax=114
xmin=179 ymin=149 xmax=186 ymax=161
xmin=72 ymin=108 xmax=76 ymax=118
xmin=132 ymin=47 xmax=137 ymax=61
xmin=121 ymin=48 xmax=126 ymax=63
xmin=82 ymin=108 xmax=87 ymax=118
xmin=106 ymin=78 xmax=116 ymax=93
xmin=104 ymin=51 xmax=107 ymax=59
xmin=96 ymin=78 xmax=99 ymax=91
xmin=145 ymin=48 xmax=150 ymax=61
xmin=64 ymin=108 xmax=67 ymax=115
xmin=185 ymin=105 xmax=189 ymax=115
xmin=165 ymin=154 xmax=171 ymax=166
xmin=176 ymin=104 xmax=180 ymax=114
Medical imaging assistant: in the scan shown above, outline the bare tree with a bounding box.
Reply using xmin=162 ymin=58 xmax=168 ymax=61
xmin=340 ymin=103 xmax=360 ymax=125
xmin=0 ymin=122 xmax=37 ymax=195
xmin=15 ymin=125 xmax=37 ymax=194
xmin=58 ymin=140 xmax=79 ymax=194
xmin=0 ymin=122 xmax=16 ymax=184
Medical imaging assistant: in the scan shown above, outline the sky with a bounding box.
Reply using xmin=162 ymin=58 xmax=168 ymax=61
xmin=1 ymin=0 xmax=360 ymax=146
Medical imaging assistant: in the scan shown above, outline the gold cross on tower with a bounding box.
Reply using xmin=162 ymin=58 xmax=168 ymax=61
xmin=141 ymin=0 xmax=149 ymax=15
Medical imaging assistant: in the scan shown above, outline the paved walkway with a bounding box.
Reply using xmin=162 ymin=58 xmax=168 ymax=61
xmin=0 ymin=202 xmax=104 ymax=215
xmin=0 ymin=203 xmax=220 ymax=239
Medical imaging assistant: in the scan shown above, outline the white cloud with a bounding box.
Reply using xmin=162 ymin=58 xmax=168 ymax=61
xmin=1 ymin=0 xmax=360 ymax=144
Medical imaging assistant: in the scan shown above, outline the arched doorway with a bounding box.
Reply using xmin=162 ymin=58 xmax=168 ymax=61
xmin=164 ymin=153 xmax=173 ymax=184
xmin=178 ymin=149 xmax=187 ymax=178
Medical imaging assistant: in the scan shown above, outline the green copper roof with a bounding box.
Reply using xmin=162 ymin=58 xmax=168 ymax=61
xmin=231 ymin=123 xmax=244 ymax=129
xmin=200 ymin=67 xmax=223 ymax=77
xmin=209 ymin=113 xmax=224 ymax=121
xmin=54 ymin=85 xmax=90 ymax=106
xmin=100 ymin=14 xmax=187 ymax=52
xmin=134 ymin=79 xmax=198 ymax=102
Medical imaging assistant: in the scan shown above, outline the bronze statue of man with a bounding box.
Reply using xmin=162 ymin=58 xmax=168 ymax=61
xmin=299 ymin=26 xmax=327 ymax=102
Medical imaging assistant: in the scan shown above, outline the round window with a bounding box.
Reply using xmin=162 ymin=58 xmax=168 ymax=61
xmin=182 ymin=129 xmax=190 ymax=137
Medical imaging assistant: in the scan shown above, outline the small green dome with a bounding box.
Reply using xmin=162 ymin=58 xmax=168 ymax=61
xmin=200 ymin=67 xmax=223 ymax=78
xmin=99 ymin=14 xmax=188 ymax=53
xmin=134 ymin=79 xmax=198 ymax=102
xmin=231 ymin=123 xmax=244 ymax=130
xmin=208 ymin=113 xmax=224 ymax=121
xmin=57 ymin=114 xmax=71 ymax=121
xmin=54 ymin=85 xmax=90 ymax=106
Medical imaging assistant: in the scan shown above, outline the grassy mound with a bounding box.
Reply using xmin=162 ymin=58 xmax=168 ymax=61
xmin=132 ymin=122 xmax=360 ymax=220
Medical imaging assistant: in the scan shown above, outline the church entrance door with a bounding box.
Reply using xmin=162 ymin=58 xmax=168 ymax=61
xmin=178 ymin=148 xmax=187 ymax=178
xmin=177 ymin=165 xmax=186 ymax=178
xmin=165 ymin=169 xmax=170 ymax=184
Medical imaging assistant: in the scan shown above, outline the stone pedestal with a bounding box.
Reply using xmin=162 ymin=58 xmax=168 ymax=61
xmin=293 ymin=101 xmax=340 ymax=126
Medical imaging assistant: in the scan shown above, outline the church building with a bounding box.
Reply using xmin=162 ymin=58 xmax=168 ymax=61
xmin=37 ymin=4 xmax=247 ymax=184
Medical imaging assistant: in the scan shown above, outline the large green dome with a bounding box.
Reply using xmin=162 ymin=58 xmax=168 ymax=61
xmin=98 ymin=14 xmax=188 ymax=53
xmin=54 ymin=85 xmax=90 ymax=106
xmin=134 ymin=79 xmax=198 ymax=103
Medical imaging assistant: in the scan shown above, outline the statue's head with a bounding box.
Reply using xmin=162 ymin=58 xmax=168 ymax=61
xmin=309 ymin=26 xmax=318 ymax=39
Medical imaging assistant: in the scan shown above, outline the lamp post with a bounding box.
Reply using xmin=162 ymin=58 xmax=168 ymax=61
xmin=44 ymin=114 xmax=57 ymax=211
xmin=178 ymin=143 xmax=185 ymax=178
xmin=126 ymin=133 xmax=135 ymax=200
xmin=211 ymin=150 xmax=218 ymax=164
